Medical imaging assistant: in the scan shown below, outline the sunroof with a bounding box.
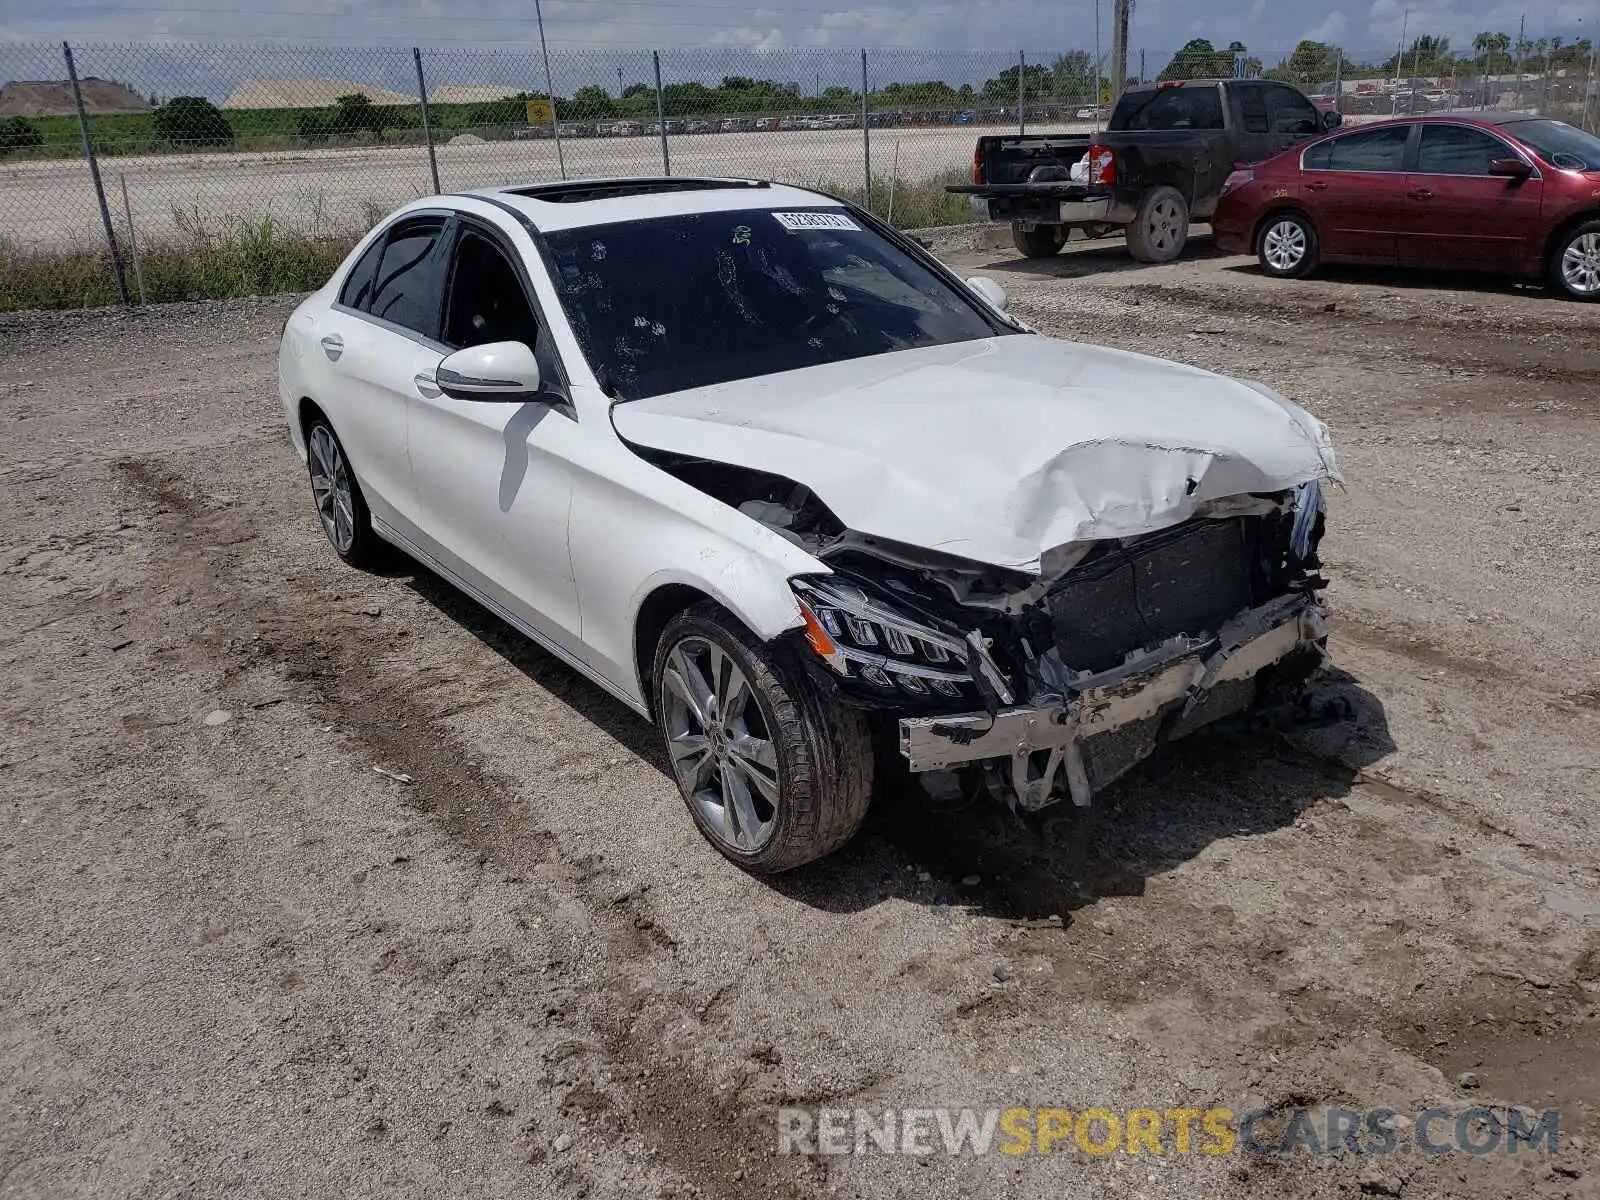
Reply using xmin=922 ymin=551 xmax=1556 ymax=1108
xmin=504 ymin=178 xmax=772 ymax=203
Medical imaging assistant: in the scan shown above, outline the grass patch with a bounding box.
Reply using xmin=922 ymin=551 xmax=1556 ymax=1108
xmin=1 ymin=172 xmax=974 ymax=311
xmin=1 ymin=215 xmax=352 ymax=311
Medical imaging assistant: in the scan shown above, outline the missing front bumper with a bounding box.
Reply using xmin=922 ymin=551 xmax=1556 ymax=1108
xmin=898 ymin=595 xmax=1329 ymax=811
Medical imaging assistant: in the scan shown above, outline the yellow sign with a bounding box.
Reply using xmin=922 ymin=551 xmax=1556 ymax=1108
xmin=526 ymin=98 xmax=555 ymax=125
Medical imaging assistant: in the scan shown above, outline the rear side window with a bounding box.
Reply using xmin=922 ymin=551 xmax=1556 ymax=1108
xmin=1239 ymin=87 xmax=1269 ymax=134
xmin=1303 ymin=125 xmax=1410 ymax=172
xmin=338 ymin=237 xmax=384 ymax=310
xmin=1416 ymin=124 xmax=1509 ymax=175
xmin=1114 ymin=86 xmax=1225 ymax=131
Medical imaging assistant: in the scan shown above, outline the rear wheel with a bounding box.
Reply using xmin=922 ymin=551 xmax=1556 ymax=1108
xmin=1011 ymin=222 xmax=1067 ymax=259
xmin=1256 ymin=211 xmax=1320 ymax=279
xmin=1126 ymin=186 xmax=1190 ymax=263
xmin=652 ymin=603 xmax=873 ymax=874
xmin=1551 ymin=220 xmax=1600 ymax=301
xmin=304 ymin=417 xmax=384 ymax=569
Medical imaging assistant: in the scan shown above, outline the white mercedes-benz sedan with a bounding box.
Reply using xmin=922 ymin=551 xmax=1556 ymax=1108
xmin=279 ymin=177 xmax=1339 ymax=873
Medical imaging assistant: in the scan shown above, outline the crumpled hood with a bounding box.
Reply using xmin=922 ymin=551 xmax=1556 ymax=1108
xmin=613 ymin=334 xmax=1339 ymax=573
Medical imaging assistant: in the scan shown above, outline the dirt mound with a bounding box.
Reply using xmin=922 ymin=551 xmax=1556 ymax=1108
xmin=0 ymin=77 xmax=150 ymax=117
xmin=431 ymin=84 xmax=518 ymax=105
xmin=222 ymin=78 xmax=414 ymax=109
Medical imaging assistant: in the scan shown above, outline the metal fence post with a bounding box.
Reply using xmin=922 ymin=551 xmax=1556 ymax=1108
xmin=1334 ymin=51 xmax=1343 ymax=113
xmin=861 ymin=49 xmax=871 ymax=211
xmin=118 ymin=173 xmax=146 ymax=305
xmin=653 ymin=51 xmax=670 ymax=175
xmin=413 ymin=47 xmax=441 ymax=194
xmin=64 ymin=41 xmax=128 ymax=306
xmin=534 ymin=0 xmax=565 ymax=178
xmin=1018 ymin=50 xmax=1026 ymax=135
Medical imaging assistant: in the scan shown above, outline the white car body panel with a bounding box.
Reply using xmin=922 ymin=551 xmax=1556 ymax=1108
xmin=612 ymin=334 xmax=1338 ymax=573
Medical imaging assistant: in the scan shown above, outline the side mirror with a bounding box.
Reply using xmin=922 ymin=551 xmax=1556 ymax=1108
xmin=436 ymin=341 xmax=545 ymax=402
xmin=1489 ymin=157 xmax=1532 ymax=180
xmin=1321 ymin=109 xmax=1343 ymax=130
xmin=966 ymin=276 xmax=1009 ymax=312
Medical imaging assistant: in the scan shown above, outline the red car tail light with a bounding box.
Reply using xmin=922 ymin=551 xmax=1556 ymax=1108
xmin=1087 ymin=144 xmax=1116 ymax=187
xmin=1220 ymin=168 xmax=1255 ymax=198
xmin=972 ymin=142 xmax=984 ymax=186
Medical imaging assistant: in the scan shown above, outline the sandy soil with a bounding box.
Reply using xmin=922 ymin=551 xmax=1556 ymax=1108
xmin=2 ymin=237 xmax=1598 ymax=1200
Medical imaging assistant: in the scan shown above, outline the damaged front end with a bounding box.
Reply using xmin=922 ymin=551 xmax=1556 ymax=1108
xmin=785 ymin=482 xmax=1331 ymax=812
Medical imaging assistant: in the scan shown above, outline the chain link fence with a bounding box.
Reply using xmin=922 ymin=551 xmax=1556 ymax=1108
xmin=1 ymin=38 xmax=1595 ymax=305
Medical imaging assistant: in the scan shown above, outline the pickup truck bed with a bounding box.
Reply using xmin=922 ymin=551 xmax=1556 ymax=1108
xmin=949 ymin=78 xmax=1340 ymax=263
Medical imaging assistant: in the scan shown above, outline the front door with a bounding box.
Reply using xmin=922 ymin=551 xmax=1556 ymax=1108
xmin=405 ymin=221 xmax=585 ymax=656
xmin=1400 ymin=123 xmax=1545 ymax=272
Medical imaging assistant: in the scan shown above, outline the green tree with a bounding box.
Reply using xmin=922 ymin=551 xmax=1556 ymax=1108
xmin=1472 ymin=31 xmax=1513 ymax=73
xmin=566 ymin=85 xmax=617 ymax=119
xmin=152 ymin=96 xmax=234 ymax=148
xmin=330 ymin=93 xmax=391 ymax=136
xmin=979 ymin=63 xmax=1053 ymax=103
xmin=1159 ymin=38 xmax=1240 ymax=80
xmin=0 ymin=115 xmax=44 ymax=154
xmin=295 ymin=110 xmax=331 ymax=143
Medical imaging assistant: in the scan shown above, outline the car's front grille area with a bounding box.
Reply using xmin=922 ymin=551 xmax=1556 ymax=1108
xmin=1046 ymin=518 xmax=1258 ymax=674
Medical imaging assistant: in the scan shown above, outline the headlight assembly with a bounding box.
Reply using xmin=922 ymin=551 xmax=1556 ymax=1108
xmin=791 ymin=577 xmax=973 ymax=699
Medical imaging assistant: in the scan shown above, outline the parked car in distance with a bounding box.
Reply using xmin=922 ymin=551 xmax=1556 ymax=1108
xmin=1213 ymin=114 xmax=1600 ymax=300
xmin=279 ymin=177 xmax=1338 ymax=873
xmin=950 ymin=78 xmax=1340 ymax=263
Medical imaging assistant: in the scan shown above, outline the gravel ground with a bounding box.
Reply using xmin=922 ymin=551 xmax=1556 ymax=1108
xmin=3 ymin=237 xmax=1599 ymax=1200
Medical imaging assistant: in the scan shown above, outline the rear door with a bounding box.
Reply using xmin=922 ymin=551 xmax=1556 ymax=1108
xmin=1401 ymin=123 xmax=1544 ymax=271
xmin=1298 ymin=123 xmax=1415 ymax=263
xmin=1262 ymin=83 xmax=1325 ymax=154
xmin=1231 ymin=83 xmax=1280 ymax=166
xmin=313 ymin=213 xmax=450 ymax=530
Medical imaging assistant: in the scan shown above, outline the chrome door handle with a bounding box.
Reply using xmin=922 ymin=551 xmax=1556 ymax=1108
xmin=1306 ymin=180 xmax=1329 ymax=192
xmin=1408 ymin=188 xmax=1434 ymax=200
xmin=319 ymin=333 xmax=344 ymax=361
xmin=414 ymin=371 xmax=442 ymax=398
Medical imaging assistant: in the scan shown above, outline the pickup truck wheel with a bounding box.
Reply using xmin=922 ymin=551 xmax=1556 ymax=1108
xmin=1126 ymin=187 xmax=1190 ymax=263
xmin=1011 ymin=223 xmax=1067 ymax=259
xmin=1257 ymin=211 xmax=1320 ymax=279
xmin=1551 ymin=220 xmax=1600 ymax=301
xmin=652 ymin=603 xmax=874 ymax=874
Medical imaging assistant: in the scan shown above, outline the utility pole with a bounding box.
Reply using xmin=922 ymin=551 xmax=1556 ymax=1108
xmin=534 ymin=0 xmax=564 ymax=178
xmin=1110 ymin=0 xmax=1132 ymax=97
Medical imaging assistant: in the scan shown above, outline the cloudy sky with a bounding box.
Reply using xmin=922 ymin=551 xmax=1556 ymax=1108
xmin=4 ymin=0 xmax=1599 ymax=59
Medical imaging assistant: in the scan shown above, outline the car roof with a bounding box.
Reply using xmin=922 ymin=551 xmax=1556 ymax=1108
xmin=1329 ymin=111 xmax=1550 ymax=131
xmin=460 ymin=177 xmax=844 ymax=232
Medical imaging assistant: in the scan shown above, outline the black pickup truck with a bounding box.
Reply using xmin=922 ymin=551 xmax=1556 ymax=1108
xmin=948 ymin=78 xmax=1341 ymax=262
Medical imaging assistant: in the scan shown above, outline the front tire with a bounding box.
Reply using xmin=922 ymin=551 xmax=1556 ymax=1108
xmin=1257 ymin=211 xmax=1320 ymax=279
xmin=304 ymin=416 xmax=383 ymax=569
xmin=1551 ymin=220 xmax=1600 ymax=301
xmin=652 ymin=602 xmax=873 ymax=874
xmin=1011 ymin=222 xmax=1067 ymax=259
xmin=1126 ymin=186 xmax=1190 ymax=263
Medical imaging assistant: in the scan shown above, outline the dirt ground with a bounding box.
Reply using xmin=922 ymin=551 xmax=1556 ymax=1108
xmin=3 ymin=234 xmax=1599 ymax=1200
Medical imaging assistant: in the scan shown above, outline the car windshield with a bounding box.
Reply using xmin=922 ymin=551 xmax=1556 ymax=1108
xmin=543 ymin=207 xmax=1006 ymax=400
xmin=1504 ymin=119 xmax=1600 ymax=171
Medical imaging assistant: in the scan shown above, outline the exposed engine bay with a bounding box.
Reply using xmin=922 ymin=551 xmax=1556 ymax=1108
xmin=639 ymin=449 xmax=1332 ymax=813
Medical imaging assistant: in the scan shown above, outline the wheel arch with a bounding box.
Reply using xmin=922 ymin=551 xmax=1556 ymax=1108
xmin=1541 ymin=209 xmax=1600 ymax=276
xmin=1251 ymin=203 xmax=1315 ymax=254
xmin=297 ymin=396 xmax=329 ymax=458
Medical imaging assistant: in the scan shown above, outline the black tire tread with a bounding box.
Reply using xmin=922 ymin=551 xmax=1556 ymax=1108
xmin=305 ymin=416 xmax=385 ymax=570
xmin=653 ymin=602 xmax=873 ymax=874
xmin=1011 ymin=223 xmax=1067 ymax=259
xmin=1550 ymin=218 xmax=1600 ymax=302
xmin=1256 ymin=209 xmax=1321 ymax=280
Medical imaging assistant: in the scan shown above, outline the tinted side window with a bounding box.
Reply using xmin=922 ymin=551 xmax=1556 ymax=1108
xmin=1416 ymin=125 xmax=1508 ymax=175
xmin=1268 ymin=85 xmax=1321 ymax=135
xmin=1304 ymin=125 xmax=1410 ymax=172
xmin=1239 ymin=86 xmax=1269 ymax=134
xmin=369 ymin=218 xmax=447 ymax=336
xmin=338 ymin=236 xmax=385 ymax=310
xmin=442 ymin=230 xmax=539 ymax=350
xmin=1117 ymin=86 xmax=1224 ymax=131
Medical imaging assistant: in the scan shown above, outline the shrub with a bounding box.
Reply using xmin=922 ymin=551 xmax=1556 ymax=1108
xmin=152 ymin=97 xmax=234 ymax=148
xmin=0 ymin=116 xmax=45 ymax=154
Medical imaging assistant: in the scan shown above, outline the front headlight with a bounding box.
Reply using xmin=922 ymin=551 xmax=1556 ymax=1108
xmin=791 ymin=577 xmax=973 ymax=699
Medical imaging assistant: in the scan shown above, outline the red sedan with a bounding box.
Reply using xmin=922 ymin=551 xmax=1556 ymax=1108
xmin=1213 ymin=113 xmax=1600 ymax=300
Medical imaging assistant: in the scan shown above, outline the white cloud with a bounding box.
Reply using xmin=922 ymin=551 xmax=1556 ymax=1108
xmin=1302 ymin=9 xmax=1350 ymax=44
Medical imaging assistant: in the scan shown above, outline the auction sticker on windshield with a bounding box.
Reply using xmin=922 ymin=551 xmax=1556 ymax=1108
xmin=773 ymin=211 xmax=862 ymax=232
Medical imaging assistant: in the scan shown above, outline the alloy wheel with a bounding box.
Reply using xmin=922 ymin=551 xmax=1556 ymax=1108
xmin=308 ymin=425 xmax=356 ymax=554
xmin=1263 ymin=219 xmax=1308 ymax=272
xmin=660 ymin=636 xmax=780 ymax=853
xmin=1562 ymin=232 xmax=1600 ymax=296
